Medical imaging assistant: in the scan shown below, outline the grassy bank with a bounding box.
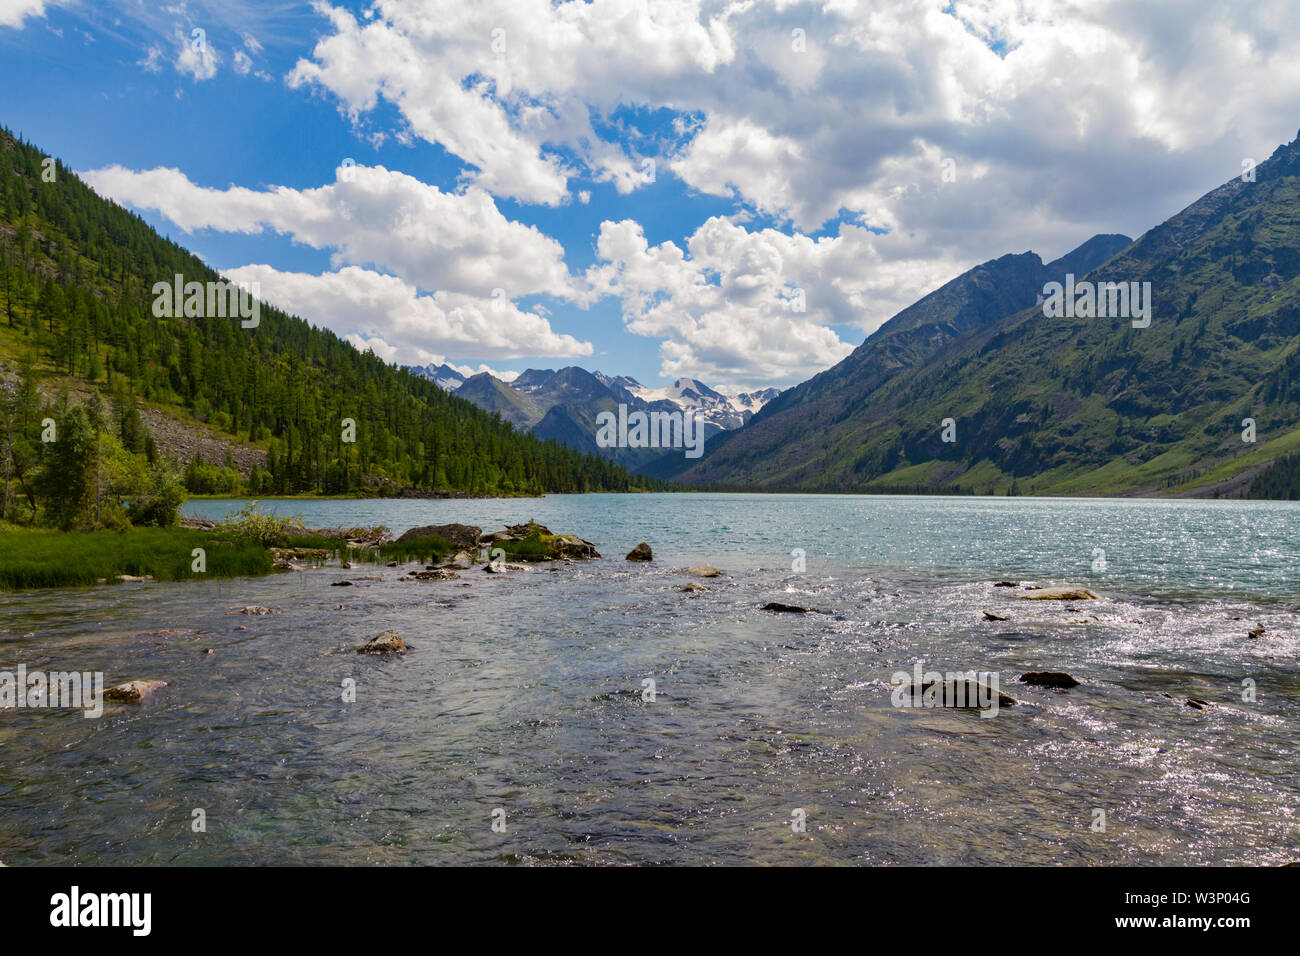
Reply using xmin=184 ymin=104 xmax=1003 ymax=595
xmin=0 ymin=527 xmax=358 ymax=590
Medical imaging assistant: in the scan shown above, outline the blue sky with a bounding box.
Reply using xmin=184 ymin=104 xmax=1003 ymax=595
xmin=3 ymin=0 xmax=1298 ymax=392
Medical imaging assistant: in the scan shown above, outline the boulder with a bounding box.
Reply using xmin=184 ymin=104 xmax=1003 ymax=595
xmin=680 ymin=581 xmax=706 ymax=593
xmin=1248 ymin=625 xmax=1265 ymax=639
xmin=686 ymin=566 xmax=724 ymax=578
xmin=983 ymin=610 xmax=1010 ymax=621
xmin=1019 ymin=671 xmax=1080 ymax=689
xmin=236 ymin=606 xmax=276 ymax=615
xmin=117 ymin=574 xmax=153 ymax=583
xmin=762 ymin=602 xmax=809 ymax=613
xmin=549 ymin=534 xmax=600 ymax=559
xmin=1018 ymin=587 xmax=1098 ymax=601
xmin=396 ymin=523 xmax=482 ymax=551
xmin=104 ymin=679 xmax=169 ymax=703
xmin=626 ymin=542 xmax=653 ymax=562
xmin=993 ymin=581 xmax=1018 ymax=587
xmin=357 ymin=630 xmax=407 ymax=655
xmin=330 ymin=580 xmax=354 ymax=587
xmin=898 ymin=678 xmax=1017 ymax=709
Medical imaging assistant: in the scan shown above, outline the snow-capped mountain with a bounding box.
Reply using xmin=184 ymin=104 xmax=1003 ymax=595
xmin=618 ymin=377 xmax=779 ymax=432
xmin=437 ymin=366 xmax=782 ymax=470
xmin=406 ymin=362 xmax=467 ymax=391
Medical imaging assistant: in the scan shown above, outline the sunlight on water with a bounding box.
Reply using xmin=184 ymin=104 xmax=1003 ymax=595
xmin=2 ymin=494 xmax=1297 ymax=865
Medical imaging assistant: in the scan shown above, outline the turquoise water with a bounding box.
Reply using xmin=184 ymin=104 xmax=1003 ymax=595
xmin=189 ymin=493 xmax=1300 ymax=599
xmin=1 ymin=494 xmax=1297 ymax=865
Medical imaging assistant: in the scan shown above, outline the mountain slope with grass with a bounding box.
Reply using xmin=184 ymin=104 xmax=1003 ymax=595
xmin=0 ymin=125 xmax=650 ymax=508
xmin=674 ymin=131 xmax=1300 ymax=498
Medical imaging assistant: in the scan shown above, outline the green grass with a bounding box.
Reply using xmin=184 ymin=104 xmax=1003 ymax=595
xmin=0 ymin=527 xmax=272 ymax=590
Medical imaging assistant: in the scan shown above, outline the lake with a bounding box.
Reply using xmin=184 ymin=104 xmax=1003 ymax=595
xmin=1 ymin=493 xmax=1297 ymax=864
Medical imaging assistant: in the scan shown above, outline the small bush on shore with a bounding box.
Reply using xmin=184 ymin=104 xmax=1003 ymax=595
xmin=221 ymin=502 xmax=306 ymax=546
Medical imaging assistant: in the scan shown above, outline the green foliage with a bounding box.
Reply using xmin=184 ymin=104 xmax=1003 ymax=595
xmin=1246 ymin=452 xmax=1300 ymax=499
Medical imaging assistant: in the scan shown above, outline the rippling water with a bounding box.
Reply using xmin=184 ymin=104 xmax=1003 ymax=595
xmin=1 ymin=494 xmax=1297 ymax=865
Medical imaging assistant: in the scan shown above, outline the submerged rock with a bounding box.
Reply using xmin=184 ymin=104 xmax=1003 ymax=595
xmin=357 ymin=630 xmax=406 ymax=655
xmin=1018 ymin=587 xmax=1098 ymax=601
xmin=1019 ymin=671 xmax=1081 ymax=689
xmin=626 ymin=542 xmax=653 ymax=562
xmin=762 ymin=602 xmax=809 ymax=613
xmin=680 ymin=581 xmax=707 ymax=593
xmin=406 ymin=568 xmax=461 ymax=581
xmin=1185 ymin=697 xmax=1210 ymax=710
xmin=1248 ymin=625 xmax=1266 ymax=639
xmin=685 ymin=566 xmax=725 ymax=578
xmin=104 ymin=679 xmax=169 ymax=703
xmin=236 ymin=606 xmax=276 ymax=615
xmin=993 ymin=581 xmax=1018 ymax=587
xmin=330 ymin=580 xmax=354 ymax=587
xmin=983 ymin=610 xmax=1011 ymax=621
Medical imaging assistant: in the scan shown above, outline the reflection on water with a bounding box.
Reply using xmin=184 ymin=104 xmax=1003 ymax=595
xmin=1 ymin=494 xmax=1297 ymax=865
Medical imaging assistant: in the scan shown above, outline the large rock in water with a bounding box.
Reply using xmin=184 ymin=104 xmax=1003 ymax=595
xmin=1019 ymin=671 xmax=1081 ymax=689
xmin=626 ymin=542 xmax=653 ymax=562
xmin=397 ymin=523 xmax=482 ymax=550
xmin=357 ymin=630 xmax=407 ymax=655
xmin=897 ymin=678 xmax=1017 ymax=709
xmin=1018 ymin=587 xmax=1098 ymax=601
xmin=104 ymin=679 xmax=169 ymax=703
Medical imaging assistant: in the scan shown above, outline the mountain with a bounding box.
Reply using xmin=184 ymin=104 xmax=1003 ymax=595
xmin=445 ymin=366 xmax=781 ymax=469
xmin=454 ymin=372 xmax=546 ymax=430
xmin=675 ymin=130 xmax=1300 ymax=497
xmin=0 ymin=125 xmax=649 ymax=499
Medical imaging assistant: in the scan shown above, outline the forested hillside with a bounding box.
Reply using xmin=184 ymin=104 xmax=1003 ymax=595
xmin=0 ymin=126 xmax=646 ymax=528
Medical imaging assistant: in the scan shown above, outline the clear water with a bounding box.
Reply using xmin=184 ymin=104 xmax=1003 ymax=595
xmin=1 ymin=494 xmax=1297 ymax=865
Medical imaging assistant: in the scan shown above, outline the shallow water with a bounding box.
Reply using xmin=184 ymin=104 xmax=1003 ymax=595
xmin=1 ymin=494 xmax=1296 ymax=865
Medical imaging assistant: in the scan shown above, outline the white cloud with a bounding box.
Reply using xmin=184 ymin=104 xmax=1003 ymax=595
xmin=232 ymin=48 xmax=251 ymax=74
xmin=221 ymin=264 xmax=593 ymax=363
xmin=286 ymin=0 xmax=1300 ymax=241
xmin=81 ymin=162 xmax=577 ymax=300
xmin=0 ymin=0 xmax=67 ymax=29
xmin=584 ymin=216 xmax=965 ymax=384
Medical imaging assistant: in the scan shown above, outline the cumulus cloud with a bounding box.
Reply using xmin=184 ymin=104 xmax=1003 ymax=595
xmin=582 ymin=216 xmax=966 ymax=384
xmin=221 ymin=264 xmax=593 ymax=363
xmin=82 ymin=163 xmax=577 ymax=299
xmin=287 ymin=0 xmax=1300 ymax=238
